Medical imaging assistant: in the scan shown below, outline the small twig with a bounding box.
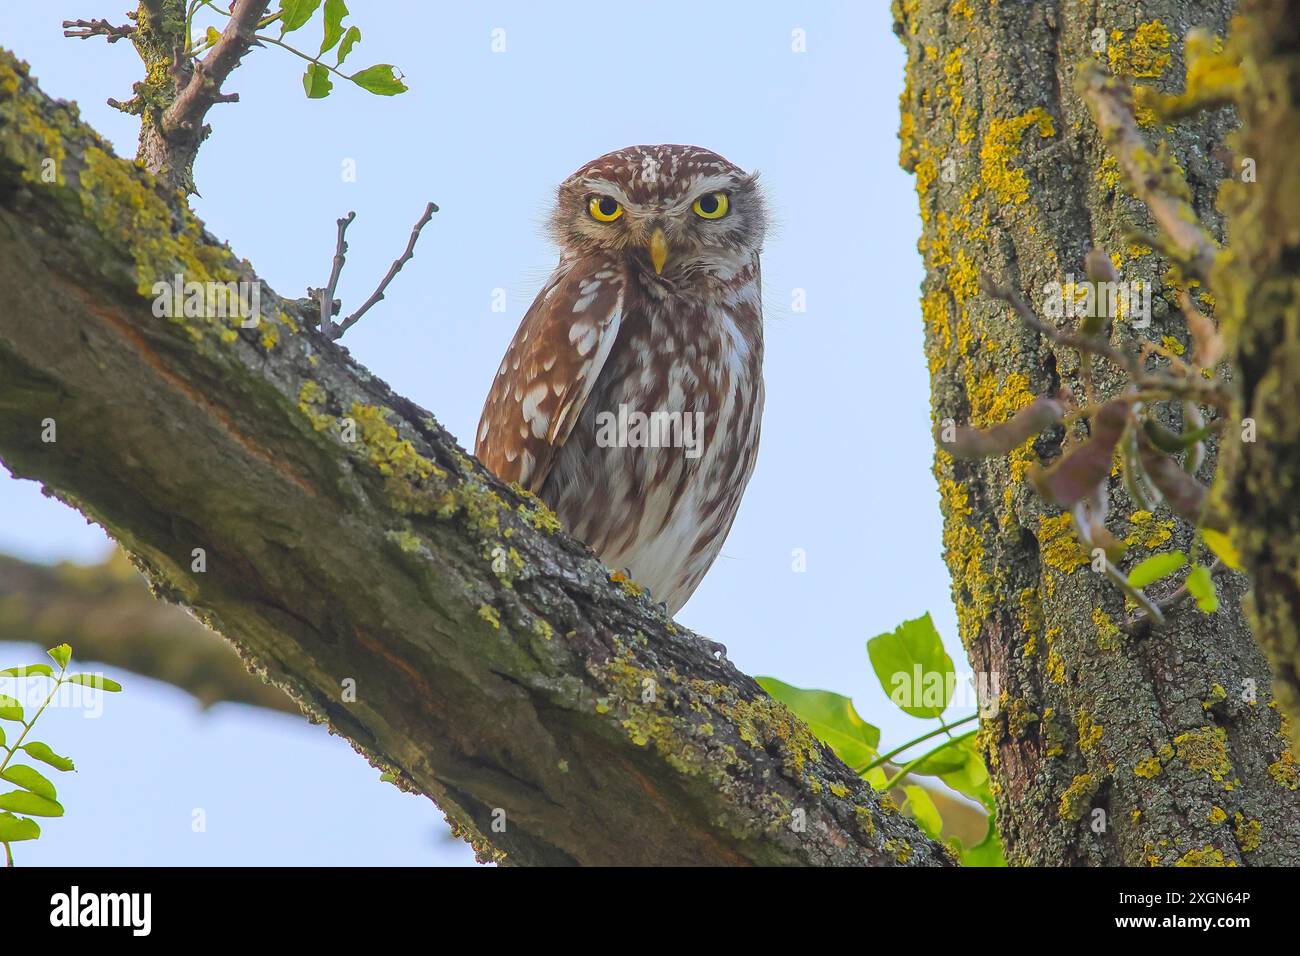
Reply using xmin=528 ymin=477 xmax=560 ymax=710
xmin=318 ymin=212 xmax=356 ymax=338
xmin=62 ymin=18 xmax=135 ymax=43
xmin=980 ymin=273 xmax=1139 ymax=377
xmin=335 ymin=203 xmax=438 ymax=339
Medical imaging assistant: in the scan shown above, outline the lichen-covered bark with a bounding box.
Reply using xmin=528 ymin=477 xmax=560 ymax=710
xmin=1216 ymin=0 xmax=1300 ymax=753
xmin=894 ymin=0 xmax=1300 ymax=864
xmin=0 ymin=51 xmax=951 ymax=866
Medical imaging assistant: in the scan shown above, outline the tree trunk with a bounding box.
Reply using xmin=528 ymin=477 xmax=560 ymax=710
xmin=0 ymin=50 xmax=950 ymax=867
xmin=1216 ymin=0 xmax=1300 ymax=756
xmin=894 ymin=0 xmax=1300 ymax=864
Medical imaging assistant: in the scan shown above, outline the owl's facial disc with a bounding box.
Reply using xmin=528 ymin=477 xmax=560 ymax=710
xmin=551 ymin=146 xmax=766 ymax=280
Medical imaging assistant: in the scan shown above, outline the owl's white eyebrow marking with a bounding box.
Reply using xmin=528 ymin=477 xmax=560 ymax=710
xmin=579 ymin=178 xmax=632 ymax=207
xmin=662 ymin=173 xmax=742 ymax=215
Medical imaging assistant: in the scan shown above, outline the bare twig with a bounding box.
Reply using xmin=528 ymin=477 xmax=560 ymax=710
xmin=1078 ymin=64 xmax=1219 ymax=280
xmin=980 ymin=273 xmax=1139 ymax=377
xmin=335 ymin=202 xmax=438 ymax=338
xmin=62 ymin=18 xmax=135 ymax=43
xmin=318 ymin=211 xmax=356 ymax=338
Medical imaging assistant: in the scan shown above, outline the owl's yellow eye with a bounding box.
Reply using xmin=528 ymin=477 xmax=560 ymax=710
xmin=693 ymin=192 xmax=729 ymax=219
xmin=588 ymin=195 xmax=624 ymax=222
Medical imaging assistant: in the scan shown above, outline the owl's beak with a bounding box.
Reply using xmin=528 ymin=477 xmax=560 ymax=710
xmin=648 ymin=227 xmax=669 ymax=275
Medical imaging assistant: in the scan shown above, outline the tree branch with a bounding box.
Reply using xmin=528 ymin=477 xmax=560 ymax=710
xmin=335 ymin=202 xmax=437 ymax=338
xmin=0 ymin=51 xmax=950 ymax=866
xmin=0 ymin=552 xmax=298 ymax=715
xmin=159 ymin=0 xmax=268 ymax=148
xmin=62 ymin=19 xmax=136 ymax=44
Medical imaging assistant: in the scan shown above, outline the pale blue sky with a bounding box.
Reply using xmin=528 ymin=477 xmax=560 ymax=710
xmin=1 ymin=1 xmax=963 ymax=865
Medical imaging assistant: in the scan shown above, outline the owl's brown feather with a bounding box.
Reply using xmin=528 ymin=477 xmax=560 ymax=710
xmin=476 ymin=254 xmax=624 ymax=492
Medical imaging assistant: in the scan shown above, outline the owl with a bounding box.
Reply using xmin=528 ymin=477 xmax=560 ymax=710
xmin=475 ymin=145 xmax=766 ymax=614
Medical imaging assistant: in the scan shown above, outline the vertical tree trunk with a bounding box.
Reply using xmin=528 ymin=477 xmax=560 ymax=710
xmin=894 ymin=0 xmax=1300 ymax=864
xmin=1216 ymin=0 xmax=1300 ymax=756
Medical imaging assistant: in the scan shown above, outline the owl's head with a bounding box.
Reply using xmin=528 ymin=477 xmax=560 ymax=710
xmin=550 ymin=145 xmax=766 ymax=281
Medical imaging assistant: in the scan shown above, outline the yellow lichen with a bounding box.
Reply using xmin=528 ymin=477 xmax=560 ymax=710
xmin=1077 ymin=710 xmax=1104 ymax=754
xmin=1233 ymin=813 xmax=1261 ymax=852
xmin=1040 ymin=513 xmax=1089 ymax=573
xmin=1268 ymin=747 xmax=1299 ymax=790
xmin=477 ymin=604 xmax=501 ymax=630
xmin=1173 ymin=726 xmax=1232 ymax=781
xmin=1107 ymin=20 xmax=1173 ymax=79
xmin=1134 ymin=755 xmax=1163 ymax=779
xmin=1059 ymin=773 xmax=1099 ymax=821
xmin=1126 ymin=511 xmax=1175 ymax=550
xmin=1174 ymin=846 xmax=1229 ymax=867
xmin=979 ymin=107 xmax=1055 ymax=206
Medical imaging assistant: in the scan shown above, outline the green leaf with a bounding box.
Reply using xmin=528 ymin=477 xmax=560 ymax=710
xmin=0 ymin=812 xmax=40 ymax=843
xmin=320 ymin=0 xmax=348 ymax=54
xmin=47 ymin=644 xmax=72 ymax=669
xmin=0 ymin=694 xmax=22 ymax=722
xmin=0 ymin=723 xmax=4 ymax=747
xmin=0 ymin=790 xmax=63 ymax=817
xmin=336 ymin=25 xmax=361 ymax=65
xmin=1186 ymin=564 xmax=1219 ymax=613
xmin=959 ymin=811 xmax=1007 ymax=867
xmin=1202 ymin=529 xmax=1241 ymax=570
xmin=908 ymin=739 xmax=972 ymax=776
xmin=303 ymin=63 xmax=333 ymax=98
xmin=21 ymin=741 xmax=74 ymax=772
xmin=64 ymin=673 xmax=122 ymax=692
xmin=867 ymin=613 xmax=955 ymax=719
xmin=279 ymin=0 xmax=322 ymax=35
xmin=0 ymin=664 xmax=53 ymax=678
xmin=1127 ymin=551 xmax=1187 ymax=588
xmin=1 ymin=765 xmax=56 ymax=801
xmin=756 ymin=678 xmax=880 ymax=769
xmin=903 ymin=784 xmax=944 ymax=840
xmin=937 ymin=737 xmax=994 ymax=809
xmin=350 ymin=64 xmax=407 ymax=96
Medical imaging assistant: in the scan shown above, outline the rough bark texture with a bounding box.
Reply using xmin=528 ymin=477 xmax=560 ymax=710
xmin=1216 ymin=0 xmax=1300 ymax=755
xmin=0 ymin=51 xmax=952 ymax=866
xmin=894 ymin=0 xmax=1300 ymax=864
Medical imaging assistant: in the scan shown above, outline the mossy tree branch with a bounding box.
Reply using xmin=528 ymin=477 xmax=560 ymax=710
xmin=0 ymin=51 xmax=951 ymax=866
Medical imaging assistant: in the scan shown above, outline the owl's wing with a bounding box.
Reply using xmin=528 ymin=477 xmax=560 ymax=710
xmin=475 ymin=256 xmax=624 ymax=492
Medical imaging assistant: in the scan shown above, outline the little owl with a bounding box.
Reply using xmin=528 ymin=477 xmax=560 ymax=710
xmin=476 ymin=145 xmax=766 ymax=614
